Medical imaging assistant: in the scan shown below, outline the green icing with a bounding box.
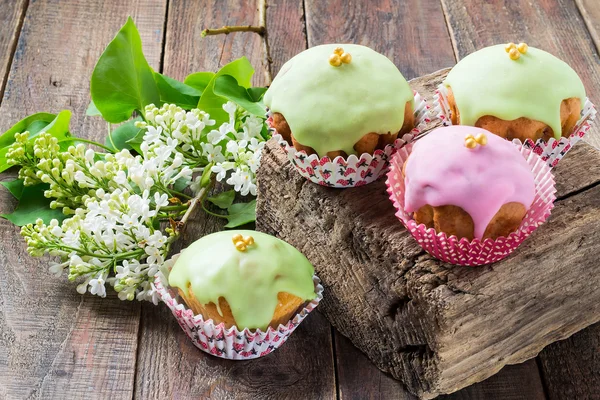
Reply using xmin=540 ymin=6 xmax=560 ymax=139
xmin=264 ymin=44 xmax=414 ymax=156
xmin=168 ymin=230 xmax=316 ymax=330
xmin=444 ymin=44 xmax=586 ymax=139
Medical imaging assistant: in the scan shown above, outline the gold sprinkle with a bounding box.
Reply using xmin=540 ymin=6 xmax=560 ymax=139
xmin=517 ymin=42 xmax=528 ymax=54
xmin=235 ymin=241 xmax=247 ymax=252
xmin=509 ymin=48 xmax=521 ymax=60
xmin=333 ymin=47 xmax=344 ymax=56
xmin=329 ymin=54 xmax=342 ymax=67
xmin=244 ymin=236 xmax=255 ymax=246
xmin=475 ymin=133 xmax=488 ymax=146
xmin=340 ymin=52 xmax=352 ymax=64
xmin=232 ymin=233 xmax=243 ymax=244
xmin=465 ymin=138 xmax=477 ymax=149
xmin=505 ymin=42 xmax=516 ymax=53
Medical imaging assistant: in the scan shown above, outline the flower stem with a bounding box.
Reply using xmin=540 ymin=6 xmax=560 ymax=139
xmin=201 ymin=200 xmax=228 ymax=219
xmin=107 ymin=122 xmax=117 ymax=150
xmin=59 ymin=138 xmax=115 ymax=153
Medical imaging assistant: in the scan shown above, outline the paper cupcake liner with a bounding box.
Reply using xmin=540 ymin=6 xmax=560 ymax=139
xmin=386 ymin=142 xmax=556 ymax=266
xmin=434 ymin=84 xmax=597 ymax=168
xmin=154 ymin=254 xmax=324 ymax=360
xmin=266 ymin=91 xmax=432 ymax=188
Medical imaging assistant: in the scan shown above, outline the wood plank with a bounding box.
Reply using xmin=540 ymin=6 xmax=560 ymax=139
xmin=0 ymin=0 xmax=27 ymax=105
xmin=538 ymin=322 xmax=600 ymax=400
xmin=162 ymin=0 xmax=268 ymax=86
xmin=576 ymin=0 xmax=600 ymax=56
xmin=443 ymin=361 xmax=547 ymax=400
xmin=304 ymin=0 xmax=456 ymax=79
xmin=0 ymin=1 xmax=166 ymax=399
xmin=134 ymin=1 xmax=336 ymax=398
xmin=338 ymin=326 xmax=547 ymax=400
xmin=439 ymin=1 xmax=600 ymax=399
xmin=266 ymin=0 xmax=307 ymax=76
xmin=256 ymin=66 xmax=600 ymax=398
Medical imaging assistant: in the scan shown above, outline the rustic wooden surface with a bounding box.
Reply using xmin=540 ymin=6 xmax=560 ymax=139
xmin=256 ymin=68 xmax=600 ymax=398
xmin=0 ymin=0 xmax=598 ymax=399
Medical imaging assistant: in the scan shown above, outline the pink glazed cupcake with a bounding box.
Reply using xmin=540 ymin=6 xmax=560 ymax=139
xmin=387 ymin=126 xmax=556 ymax=266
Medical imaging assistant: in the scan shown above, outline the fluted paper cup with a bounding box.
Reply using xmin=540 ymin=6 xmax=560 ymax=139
xmin=267 ymin=91 xmax=432 ymax=188
xmin=386 ymin=142 xmax=556 ymax=266
xmin=434 ymin=83 xmax=597 ymax=168
xmin=154 ymin=254 xmax=323 ymax=359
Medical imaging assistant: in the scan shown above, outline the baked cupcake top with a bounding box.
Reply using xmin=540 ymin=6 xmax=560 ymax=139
xmin=264 ymin=44 xmax=414 ymax=156
xmin=404 ymin=126 xmax=535 ymax=239
xmin=443 ymin=44 xmax=586 ymax=139
xmin=168 ymin=230 xmax=316 ymax=329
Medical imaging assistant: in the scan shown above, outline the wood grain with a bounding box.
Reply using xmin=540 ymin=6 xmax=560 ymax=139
xmin=266 ymin=0 xmax=306 ymax=76
xmin=576 ymin=0 xmax=600 ymax=56
xmin=0 ymin=1 xmax=166 ymax=399
xmin=134 ymin=1 xmax=336 ymax=398
xmin=0 ymin=0 xmax=27 ymax=105
xmin=538 ymin=322 xmax=600 ymax=400
xmin=440 ymin=1 xmax=600 ymax=398
xmin=304 ymin=0 xmax=456 ymax=80
xmin=256 ymin=68 xmax=600 ymax=398
xmin=162 ymin=0 xmax=269 ymax=86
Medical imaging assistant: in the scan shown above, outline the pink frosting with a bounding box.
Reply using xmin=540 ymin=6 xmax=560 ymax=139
xmin=404 ymin=126 xmax=536 ymax=239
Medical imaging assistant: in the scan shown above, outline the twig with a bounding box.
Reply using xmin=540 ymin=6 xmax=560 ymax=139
xmin=201 ymin=0 xmax=273 ymax=84
xmin=201 ymin=25 xmax=265 ymax=37
xmin=179 ymin=186 xmax=208 ymax=228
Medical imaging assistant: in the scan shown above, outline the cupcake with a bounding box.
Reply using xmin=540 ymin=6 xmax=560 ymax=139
xmin=264 ymin=44 xmax=415 ymax=158
xmin=167 ymin=230 xmax=317 ymax=331
xmin=442 ymin=43 xmax=586 ymax=143
xmin=403 ymin=126 xmax=536 ymax=241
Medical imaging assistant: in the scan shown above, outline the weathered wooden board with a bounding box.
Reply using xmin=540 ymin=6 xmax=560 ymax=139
xmin=0 ymin=0 xmax=27 ymax=103
xmin=538 ymin=323 xmax=600 ymax=400
xmin=439 ymin=1 xmax=600 ymax=398
xmin=134 ymin=1 xmax=336 ymax=398
xmin=0 ymin=1 xmax=166 ymax=399
xmin=256 ymin=68 xmax=600 ymax=398
xmin=576 ymin=0 xmax=600 ymax=56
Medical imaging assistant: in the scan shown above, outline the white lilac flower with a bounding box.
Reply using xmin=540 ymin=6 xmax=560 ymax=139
xmin=14 ymin=101 xmax=269 ymax=303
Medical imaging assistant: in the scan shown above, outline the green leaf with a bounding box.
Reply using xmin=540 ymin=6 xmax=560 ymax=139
xmin=173 ymin=177 xmax=189 ymax=193
xmin=0 ymin=110 xmax=72 ymax=172
xmin=125 ymin=127 xmax=145 ymax=154
xmin=1 ymin=179 xmax=24 ymax=199
xmin=248 ymin=87 xmax=267 ymax=102
xmin=214 ymin=75 xmax=267 ymax=116
xmin=224 ymin=199 xmax=256 ymax=228
xmin=184 ymin=72 xmax=215 ymax=93
xmin=90 ymin=17 xmax=160 ymax=123
xmin=106 ymin=117 xmax=143 ymax=151
xmin=0 ymin=112 xmax=56 ymax=148
xmin=197 ymin=57 xmax=255 ymax=126
xmin=208 ymin=189 xmax=235 ymax=209
xmin=41 ymin=110 xmax=72 ymax=140
xmin=154 ymin=72 xmax=201 ymax=110
xmin=1 ymin=183 xmax=66 ymax=226
xmin=86 ymin=100 xmax=102 ymax=116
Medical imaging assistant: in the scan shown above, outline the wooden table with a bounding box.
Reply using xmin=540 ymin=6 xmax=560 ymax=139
xmin=0 ymin=1 xmax=598 ymax=399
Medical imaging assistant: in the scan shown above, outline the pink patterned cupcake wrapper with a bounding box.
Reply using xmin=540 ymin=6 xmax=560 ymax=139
xmin=154 ymin=254 xmax=323 ymax=360
xmin=267 ymin=91 xmax=432 ymax=188
xmin=434 ymin=83 xmax=597 ymax=168
xmin=386 ymin=142 xmax=556 ymax=266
